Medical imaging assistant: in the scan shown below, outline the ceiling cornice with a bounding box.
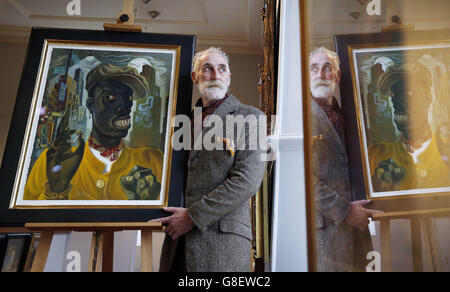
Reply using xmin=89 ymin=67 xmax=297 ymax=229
xmin=5 ymin=0 xmax=208 ymax=26
xmin=26 ymin=14 xmax=206 ymax=25
xmin=0 ymin=26 xmax=30 ymax=44
xmin=313 ymin=17 xmax=450 ymax=26
xmin=196 ymin=44 xmax=262 ymax=55
xmin=0 ymin=26 xmax=263 ymax=55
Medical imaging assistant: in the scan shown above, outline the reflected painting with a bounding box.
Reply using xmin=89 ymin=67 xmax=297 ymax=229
xmin=350 ymin=43 xmax=450 ymax=198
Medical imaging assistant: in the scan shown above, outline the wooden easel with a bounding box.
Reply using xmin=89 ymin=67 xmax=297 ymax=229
xmin=372 ymin=208 xmax=450 ymax=272
xmin=103 ymin=0 xmax=142 ymax=33
xmin=24 ymin=222 xmax=163 ymax=272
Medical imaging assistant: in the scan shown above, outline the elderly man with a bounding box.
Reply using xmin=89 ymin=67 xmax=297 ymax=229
xmin=24 ymin=64 xmax=163 ymax=201
xmin=310 ymin=47 xmax=382 ymax=272
xmin=153 ymin=47 xmax=266 ymax=272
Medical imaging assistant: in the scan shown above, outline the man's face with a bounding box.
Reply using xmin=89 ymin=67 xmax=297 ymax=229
xmin=309 ymin=52 xmax=340 ymax=99
xmin=87 ymin=79 xmax=134 ymax=140
xmin=192 ymin=51 xmax=231 ymax=101
xmin=391 ymin=80 xmax=432 ymax=139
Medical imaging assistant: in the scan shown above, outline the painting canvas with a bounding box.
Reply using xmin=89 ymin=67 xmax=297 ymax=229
xmin=349 ymin=43 xmax=450 ymax=199
xmin=9 ymin=40 xmax=179 ymax=209
xmin=0 ymin=28 xmax=194 ymax=225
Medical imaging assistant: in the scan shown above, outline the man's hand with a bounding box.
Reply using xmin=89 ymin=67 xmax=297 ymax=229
xmin=46 ymin=112 xmax=85 ymax=193
xmin=150 ymin=207 xmax=195 ymax=240
xmin=345 ymin=200 xmax=383 ymax=231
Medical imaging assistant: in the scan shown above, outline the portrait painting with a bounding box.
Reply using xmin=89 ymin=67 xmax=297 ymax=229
xmin=349 ymin=42 xmax=450 ymax=199
xmin=0 ymin=28 xmax=194 ymax=225
xmin=9 ymin=40 xmax=179 ymax=209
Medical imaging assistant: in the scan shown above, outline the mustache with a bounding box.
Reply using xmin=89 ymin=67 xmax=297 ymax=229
xmin=311 ymin=79 xmax=333 ymax=88
xmin=201 ymin=80 xmax=227 ymax=90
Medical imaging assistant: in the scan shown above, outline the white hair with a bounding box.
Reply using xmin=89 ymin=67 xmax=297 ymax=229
xmin=193 ymin=47 xmax=231 ymax=73
xmin=309 ymin=47 xmax=340 ymax=71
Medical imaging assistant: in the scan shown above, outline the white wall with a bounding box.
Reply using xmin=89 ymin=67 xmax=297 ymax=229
xmin=0 ymin=42 xmax=27 ymax=165
xmin=270 ymin=0 xmax=309 ymax=272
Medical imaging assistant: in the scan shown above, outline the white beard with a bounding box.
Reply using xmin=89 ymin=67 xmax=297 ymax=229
xmin=311 ymin=79 xmax=336 ymax=100
xmin=198 ymin=80 xmax=229 ymax=101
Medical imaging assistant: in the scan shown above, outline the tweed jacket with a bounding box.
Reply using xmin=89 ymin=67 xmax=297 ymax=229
xmin=311 ymin=98 xmax=355 ymax=272
xmin=160 ymin=95 xmax=266 ymax=272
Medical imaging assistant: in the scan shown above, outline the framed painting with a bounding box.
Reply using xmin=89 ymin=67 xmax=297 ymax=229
xmin=336 ymin=29 xmax=450 ymax=211
xmin=0 ymin=28 xmax=195 ymax=226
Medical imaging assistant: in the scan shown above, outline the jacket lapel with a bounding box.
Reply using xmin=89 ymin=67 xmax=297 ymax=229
xmin=188 ymin=95 xmax=240 ymax=163
xmin=311 ymin=99 xmax=345 ymax=155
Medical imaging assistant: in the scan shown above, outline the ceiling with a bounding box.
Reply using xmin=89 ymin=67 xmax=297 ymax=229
xmin=308 ymin=0 xmax=450 ymax=48
xmin=0 ymin=0 xmax=265 ymax=55
xmin=0 ymin=0 xmax=448 ymax=54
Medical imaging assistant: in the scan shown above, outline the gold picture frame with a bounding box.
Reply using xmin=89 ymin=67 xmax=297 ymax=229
xmin=335 ymin=29 xmax=450 ymax=212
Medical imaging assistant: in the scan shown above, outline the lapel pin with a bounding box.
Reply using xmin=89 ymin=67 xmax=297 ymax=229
xmin=217 ymin=137 xmax=235 ymax=156
xmin=312 ymin=135 xmax=324 ymax=143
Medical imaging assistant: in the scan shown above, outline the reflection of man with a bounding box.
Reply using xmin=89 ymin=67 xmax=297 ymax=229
xmin=369 ymin=62 xmax=450 ymax=191
xmin=153 ymin=47 xmax=265 ymax=272
xmin=24 ymin=64 xmax=163 ymax=201
xmin=310 ymin=47 xmax=382 ymax=272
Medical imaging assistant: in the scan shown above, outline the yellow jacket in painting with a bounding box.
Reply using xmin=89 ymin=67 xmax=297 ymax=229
xmin=23 ymin=142 xmax=163 ymax=200
xmin=369 ymin=135 xmax=450 ymax=192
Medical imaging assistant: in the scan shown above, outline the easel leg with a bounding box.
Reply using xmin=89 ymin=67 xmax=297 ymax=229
xmin=141 ymin=230 xmax=153 ymax=272
xmin=30 ymin=231 xmax=54 ymax=272
xmin=410 ymin=218 xmax=423 ymax=272
xmin=422 ymin=218 xmax=442 ymax=272
xmin=102 ymin=231 xmax=114 ymax=272
xmin=380 ymin=219 xmax=392 ymax=272
xmin=89 ymin=232 xmax=102 ymax=272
